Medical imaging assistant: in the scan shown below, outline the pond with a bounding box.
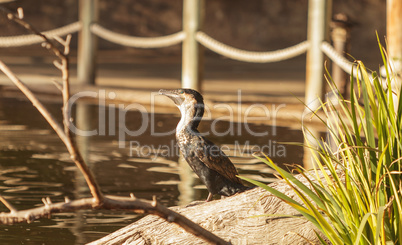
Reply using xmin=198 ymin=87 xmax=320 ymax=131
xmin=0 ymin=95 xmax=305 ymax=244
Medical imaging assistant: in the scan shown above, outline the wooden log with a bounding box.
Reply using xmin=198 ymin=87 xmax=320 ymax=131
xmin=89 ymin=171 xmax=333 ymax=245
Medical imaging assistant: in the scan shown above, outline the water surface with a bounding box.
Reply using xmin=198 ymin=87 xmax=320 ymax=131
xmin=0 ymin=96 xmax=304 ymax=244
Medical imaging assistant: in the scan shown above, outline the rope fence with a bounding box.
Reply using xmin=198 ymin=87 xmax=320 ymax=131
xmin=0 ymin=22 xmax=317 ymax=65
xmin=0 ymin=22 xmax=81 ymax=47
xmin=0 ymin=22 xmax=352 ymax=68
xmin=0 ymin=6 xmax=360 ymax=102
xmin=321 ymin=41 xmax=386 ymax=88
xmin=3 ymin=0 xmax=394 ymax=111
xmin=90 ymin=23 xmax=186 ymax=48
xmin=0 ymin=21 xmax=355 ymax=75
xmin=321 ymin=41 xmax=355 ymax=75
xmin=0 ymin=20 xmax=355 ymax=73
xmin=196 ymin=32 xmax=310 ymax=63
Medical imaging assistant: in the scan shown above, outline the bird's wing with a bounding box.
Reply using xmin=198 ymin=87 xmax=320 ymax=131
xmin=194 ymin=137 xmax=242 ymax=184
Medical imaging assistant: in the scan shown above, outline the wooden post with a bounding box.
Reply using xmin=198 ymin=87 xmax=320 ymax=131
xmin=77 ymin=0 xmax=98 ymax=85
xmin=305 ymin=0 xmax=332 ymax=110
xmin=330 ymin=13 xmax=352 ymax=98
xmin=387 ymin=0 xmax=402 ymax=87
xmin=182 ymin=0 xmax=204 ymax=92
xmin=177 ymin=155 xmax=195 ymax=205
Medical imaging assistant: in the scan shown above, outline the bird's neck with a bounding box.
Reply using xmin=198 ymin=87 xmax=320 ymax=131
xmin=176 ymin=102 xmax=203 ymax=136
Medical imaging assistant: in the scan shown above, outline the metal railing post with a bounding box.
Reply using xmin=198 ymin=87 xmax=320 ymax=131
xmin=182 ymin=0 xmax=204 ymax=92
xmin=305 ymin=0 xmax=332 ymax=110
xmin=77 ymin=0 xmax=98 ymax=85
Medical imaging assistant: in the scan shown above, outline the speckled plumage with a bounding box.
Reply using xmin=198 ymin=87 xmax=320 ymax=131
xmin=159 ymin=88 xmax=248 ymax=201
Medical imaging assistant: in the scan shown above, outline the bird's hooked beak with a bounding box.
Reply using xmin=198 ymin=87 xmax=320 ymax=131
xmin=159 ymin=89 xmax=184 ymax=106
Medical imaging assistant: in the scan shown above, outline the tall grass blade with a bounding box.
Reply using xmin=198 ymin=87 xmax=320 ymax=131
xmin=244 ymin=39 xmax=401 ymax=245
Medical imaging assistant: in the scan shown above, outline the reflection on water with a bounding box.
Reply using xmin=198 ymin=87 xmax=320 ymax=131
xmin=0 ymin=96 xmax=304 ymax=244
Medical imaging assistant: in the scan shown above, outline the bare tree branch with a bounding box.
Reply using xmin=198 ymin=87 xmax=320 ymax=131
xmin=0 ymin=6 xmax=231 ymax=245
xmin=0 ymin=196 xmax=230 ymax=244
xmin=0 ymin=195 xmax=17 ymax=213
xmin=0 ymin=6 xmax=104 ymax=205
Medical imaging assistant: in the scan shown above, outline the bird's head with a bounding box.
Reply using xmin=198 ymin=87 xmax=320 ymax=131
xmin=159 ymin=88 xmax=204 ymax=107
xmin=159 ymin=88 xmax=204 ymax=129
xmin=159 ymin=88 xmax=203 ymax=107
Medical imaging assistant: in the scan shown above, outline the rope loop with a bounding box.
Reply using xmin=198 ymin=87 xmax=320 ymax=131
xmin=0 ymin=22 xmax=81 ymax=47
xmin=196 ymin=31 xmax=309 ymax=63
xmin=91 ymin=23 xmax=185 ymax=48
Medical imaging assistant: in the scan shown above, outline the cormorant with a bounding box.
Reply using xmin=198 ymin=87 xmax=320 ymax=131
xmin=159 ymin=88 xmax=249 ymax=201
